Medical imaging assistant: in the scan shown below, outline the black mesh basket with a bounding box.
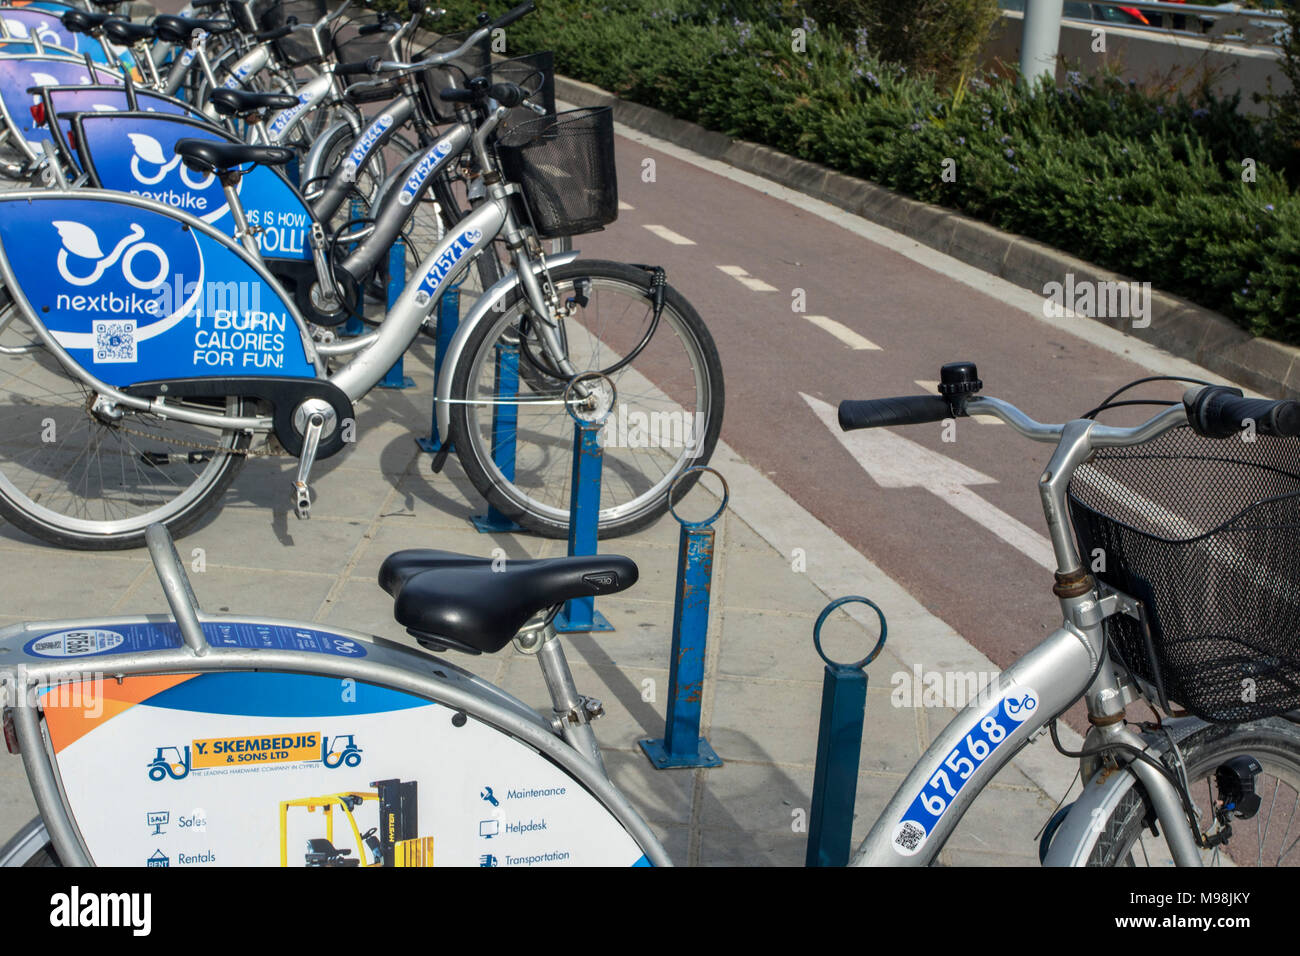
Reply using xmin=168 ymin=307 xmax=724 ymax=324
xmin=1068 ymin=426 xmax=1300 ymax=722
xmin=486 ymin=50 xmax=556 ymax=136
xmin=495 ymin=106 xmax=618 ymax=240
xmin=258 ymin=0 xmax=326 ymax=67
xmin=331 ymin=13 xmax=401 ymax=102
xmin=414 ymin=29 xmax=491 ymax=122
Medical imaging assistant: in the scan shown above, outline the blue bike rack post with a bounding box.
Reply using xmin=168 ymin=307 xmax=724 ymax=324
xmin=468 ymin=338 xmax=526 ymax=534
xmin=639 ymin=466 xmax=729 ymax=769
xmin=805 ymin=596 xmax=888 ymax=868
xmin=416 ymin=284 xmax=461 ymax=453
xmin=376 ymin=237 xmax=414 ymax=389
xmin=555 ymin=373 xmax=616 ymax=632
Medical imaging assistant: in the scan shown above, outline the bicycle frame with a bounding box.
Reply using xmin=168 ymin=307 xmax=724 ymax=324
xmin=851 ymin=404 xmax=1204 ymax=866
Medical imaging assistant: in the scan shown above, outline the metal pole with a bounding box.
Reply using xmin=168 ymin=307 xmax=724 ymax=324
xmin=378 ymin=237 xmax=414 ymax=389
xmin=804 ymin=596 xmax=888 ymax=867
xmin=417 ymin=285 xmax=461 ymax=453
xmin=639 ymin=467 xmax=729 ymax=770
xmin=469 ymin=341 xmax=525 ymax=533
xmin=1020 ymin=0 xmax=1064 ymax=86
xmin=554 ymin=417 xmax=613 ymax=632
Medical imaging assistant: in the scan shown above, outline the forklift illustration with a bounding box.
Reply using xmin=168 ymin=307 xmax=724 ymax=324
xmin=147 ymin=746 xmax=191 ymax=781
xmin=321 ymin=734 xmax=363 ymax=769
xmin=279 ymin=779 xmax=433 ymax=867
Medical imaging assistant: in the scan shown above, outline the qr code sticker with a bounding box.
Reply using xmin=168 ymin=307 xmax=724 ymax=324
xmin=894 ymin=821 xmax=926 ymax=854
xmin=94 ymin=320 xmax=137 ymax=364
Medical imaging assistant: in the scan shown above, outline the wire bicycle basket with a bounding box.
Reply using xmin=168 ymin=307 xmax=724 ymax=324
xmin=495 ymin=105 xmax=619 ymax=240
xmin=413 ymin=28 xmax=491 ymax=122
xmin=331 ymin=12 xmax=402 ymax=101
xmin=258 ymin=0 xmax=327 ymax=66
xmin=1068 ymin=426 xmax=1300 ymax=723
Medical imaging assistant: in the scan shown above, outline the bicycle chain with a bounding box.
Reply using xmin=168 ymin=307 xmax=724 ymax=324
xmin=87 ymin=395 xmax=288 ymax=459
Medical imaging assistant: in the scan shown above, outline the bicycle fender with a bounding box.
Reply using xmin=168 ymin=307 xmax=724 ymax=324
xmin=300 ymin=118 xmax=353 ymax=201
xmin=1041 ymin=766 xmax=1142 ymax=866
xmin=1042 ymin=717 xmax=1206 ymax=866
xmin=434 ymin=250 xmax=581 ymax=440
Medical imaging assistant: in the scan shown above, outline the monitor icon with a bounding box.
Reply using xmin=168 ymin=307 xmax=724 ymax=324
xmin=479 ymin=819 xmax=500 ymax=839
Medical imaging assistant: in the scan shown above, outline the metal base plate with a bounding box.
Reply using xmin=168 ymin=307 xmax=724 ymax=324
xmin=638 ymin=737 xmax=722 ymax=769
xmin=470 ymin=510 xmax=524 ymax=533
xmin=555 ymin=608 xmax=613 ymax=633
xmin=378 ymin=374 xmax=415 ymax=390
xmin=415 ymin=436 xmax=448 ymax=453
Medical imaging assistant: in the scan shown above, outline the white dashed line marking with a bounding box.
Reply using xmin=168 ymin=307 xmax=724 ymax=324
xmin=915 ymin=381 xmax=1003 ymax=423
xmin=619 ymin=200 xmax=635 ymax=210
xmin=642 ymin=224 xmax=695 ymax=245
xmin=804 ymin=315 xmax=880 ymax=350
xmin=717 ymin=265 xmax=777 ymax=292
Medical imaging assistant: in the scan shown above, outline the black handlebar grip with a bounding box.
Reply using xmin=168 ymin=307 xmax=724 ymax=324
xmin=838 ymin=396 xmax=955 ymax=431
xmin=253 ymin=23 xmax=293 ymax=41
xmin=489 ymin=0 xmax=535 ymax=31
xmin=489 ymin=81 xmax=525 ymax=107
xmin=438 ymin=87 xmax=476 ymax=102
xmin=1186 ymin=386 xmax=1300 ymax=439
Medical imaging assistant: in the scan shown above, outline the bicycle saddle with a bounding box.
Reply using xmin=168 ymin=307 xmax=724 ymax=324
xmin=87 ymin=0 xmax=125 ymax=7
xmin=175 ymin=139 xmax=296 ymax=175
xmin=209 ymin=88 xmax=299 ymax=116
xmin=379 ymin=550 xmax=639 ymax=654
xmin=152 ymin=14 xmax=234 ymax=45
xmin=60 ymin=10 xmax=111 ymax=33
xmin=102 ymin=19 xmax=156 ymax=44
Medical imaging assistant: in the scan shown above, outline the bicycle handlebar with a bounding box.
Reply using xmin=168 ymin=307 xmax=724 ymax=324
xmin=838 ymin=373 xmax=1300 ymax=450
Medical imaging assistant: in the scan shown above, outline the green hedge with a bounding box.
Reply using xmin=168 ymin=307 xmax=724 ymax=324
xmin=401 ymin=1 xmax=1300 ymax=345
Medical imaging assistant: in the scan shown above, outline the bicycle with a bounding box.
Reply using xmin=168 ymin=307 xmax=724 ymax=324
xmin=841 ymin=364 xmax=1300 ymax=866
xmin=0 ymin=74 xmax=722 ymax=548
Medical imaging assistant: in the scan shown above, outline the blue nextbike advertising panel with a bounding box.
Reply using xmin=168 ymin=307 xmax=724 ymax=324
xmin=0 ymin=196 xmax=316 ymax=387
xmin=76 ymin=114 xmax=313 ymax=260
xmin=45 ymin=87 xmax=198 ymax=171
xmin=0 ymin=9 xmax=79 ymax=54
xmin=0 ymin=56 xmax=118 ymax=150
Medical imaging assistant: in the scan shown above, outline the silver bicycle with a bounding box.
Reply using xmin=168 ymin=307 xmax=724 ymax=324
xmin=845 ymin=363 xmax=1300 ymax=866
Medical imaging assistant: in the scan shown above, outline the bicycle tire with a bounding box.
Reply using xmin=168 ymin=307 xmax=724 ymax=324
xmin=1086 ymin=717 xmax=1300 ymax=866
xmin=447 ymin=259 xmax=723 ymax=538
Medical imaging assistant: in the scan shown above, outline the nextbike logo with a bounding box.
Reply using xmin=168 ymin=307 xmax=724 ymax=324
xmin=127 ymin=132 xmax=215 ymax=204
xmin=41 ymin=215 xmax=204 ymax=351
xmin=343 ymin=112 xmax=393 ymax=177
xmin=414 ymin=227 xmax=481 ymax=304
xmin=2 ymin=14 xmax=65 ymax=49
xmin=398 ymin=139 xmax=453 ymax=206
xmin=268 ymin=92 xmax=312 ymax=137
xmin=55 ymin=221 xmax=170 ymax=293
xmin=221 ymin=57 xmax=255 ymax=90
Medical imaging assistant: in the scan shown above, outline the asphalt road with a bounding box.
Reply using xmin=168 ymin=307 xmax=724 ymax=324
xmin=576 ymin=128 xmax=1217 ymax=679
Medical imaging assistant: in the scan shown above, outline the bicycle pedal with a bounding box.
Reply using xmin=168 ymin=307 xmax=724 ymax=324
xmin=293 ymin=481 xmax=311 ymax=519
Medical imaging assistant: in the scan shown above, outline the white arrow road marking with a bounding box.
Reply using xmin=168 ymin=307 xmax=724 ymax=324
xmin=642 ymin=224 xmax=694 ymax=245
xmin=805 ymin=315 xmax=880 ymax=350
xmin=717 ymin=264 xmax=777 ymax=292
xmin=802 ymin=392 xmax=1055 ymax=569
xmin=915 ymin=381 xmax=1003 ymax=424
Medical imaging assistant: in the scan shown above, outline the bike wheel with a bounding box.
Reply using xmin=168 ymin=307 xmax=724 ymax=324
xmin=0 ymin=818 xmax=60 ymax=867
xmin=447 ymin=259 xmax=724 ymax=538
xmin=0 ymin=310 xmax=250 ymax=550
xmin=1087 ymin=717 xmax=1300 ymax=866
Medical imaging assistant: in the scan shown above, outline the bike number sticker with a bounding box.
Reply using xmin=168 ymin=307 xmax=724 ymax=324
xmin=892 ymin=685 xmax=1038 ymax=857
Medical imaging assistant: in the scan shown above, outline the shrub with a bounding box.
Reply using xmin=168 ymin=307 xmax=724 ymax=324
xmin=397 ymin=1 xmax=1300 ymax=346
